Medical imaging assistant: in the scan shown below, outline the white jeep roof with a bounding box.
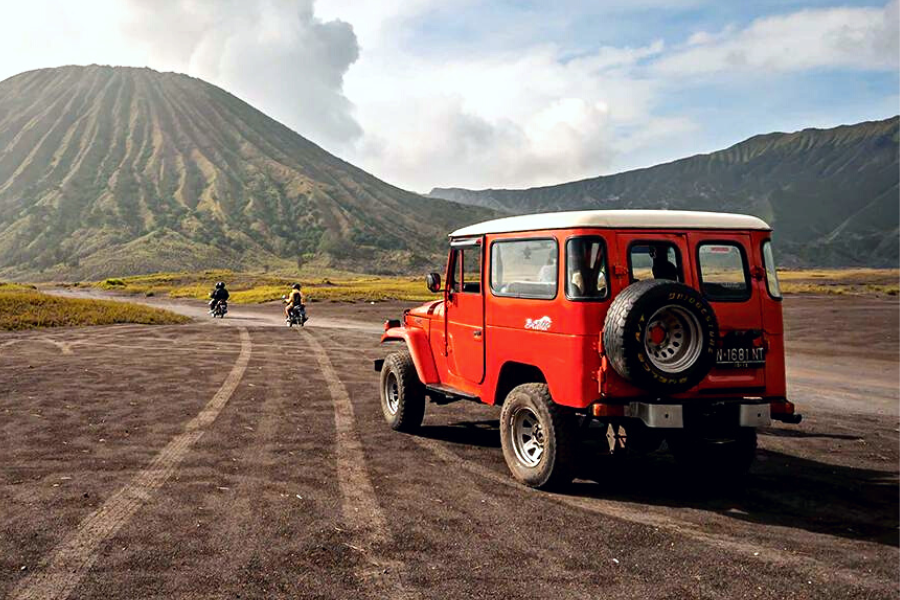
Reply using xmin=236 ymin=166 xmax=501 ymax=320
xmin=450 ymin=209 xmax=771 ymax=237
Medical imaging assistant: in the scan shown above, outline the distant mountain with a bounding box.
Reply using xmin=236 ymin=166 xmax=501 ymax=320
xmin=0 ymin=65 xmax=494 ymax=280
xmin=431 ymin=118 xmax=899 ymax=267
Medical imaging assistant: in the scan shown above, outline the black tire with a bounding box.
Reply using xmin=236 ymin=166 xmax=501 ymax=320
xmin=667 ymin=428 xmax=757 ymax=479
xmin=500 ymin=383 xmax=576 ymax=490
xmin=603 ymin=279 xmax=718 ymax=394
xmin=380 ymin=350 xmax=426 ymax=433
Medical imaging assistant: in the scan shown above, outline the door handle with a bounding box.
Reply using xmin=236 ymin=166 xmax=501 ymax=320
xmin=473 ymin=330 xmax=482 ymax=339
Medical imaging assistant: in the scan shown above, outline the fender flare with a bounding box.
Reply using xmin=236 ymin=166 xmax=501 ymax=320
xmin=380 ymin=327 xmax=439 ymax=385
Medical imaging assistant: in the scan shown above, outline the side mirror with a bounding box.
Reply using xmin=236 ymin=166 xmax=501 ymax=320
xmin=425 ymin=272 xmax=442 ymax=293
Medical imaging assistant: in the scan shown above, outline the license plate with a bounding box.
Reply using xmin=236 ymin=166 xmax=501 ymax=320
xmin=716 ymin=346 xmax=765 ymax=368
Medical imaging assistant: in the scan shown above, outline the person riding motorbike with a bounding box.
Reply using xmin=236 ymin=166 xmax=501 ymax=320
xmin=284 ymin=283 xmax=305 ymax=321
xmin=209 ymin=281 xmax=230 ymax=312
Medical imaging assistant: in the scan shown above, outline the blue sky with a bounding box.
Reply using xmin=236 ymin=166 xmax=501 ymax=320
xmin=328 ymin=0 xmax=897 ymax=188
xmin=0 ymin=0 xmax=896 ymax=191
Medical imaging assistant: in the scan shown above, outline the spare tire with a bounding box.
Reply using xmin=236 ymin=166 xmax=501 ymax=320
xmin=603 ymin=279 xmax=718 ymax=394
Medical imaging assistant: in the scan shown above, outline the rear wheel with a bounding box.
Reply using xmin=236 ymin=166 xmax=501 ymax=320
xmin=500 ymin=383 xmax=576 ymax=490
xmin=379 ymin=350 xmax=426 ymax=432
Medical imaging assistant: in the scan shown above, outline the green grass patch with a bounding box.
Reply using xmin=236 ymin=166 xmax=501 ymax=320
xmin=73 ymin=267 xmax=899 ymax=304
xmin=82 ymin=270 xmax=438 ymax=303
xmin=0 ymin=287 xmax=190 ymax=330
xmin=777 ymin=269 xmax=899 ymax=296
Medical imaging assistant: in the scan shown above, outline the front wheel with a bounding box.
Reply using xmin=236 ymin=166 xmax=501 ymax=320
xmin=500 ymin=383 xmax=576 ymax=490
xmin=379 ymin=350 xmax=426 ymax=433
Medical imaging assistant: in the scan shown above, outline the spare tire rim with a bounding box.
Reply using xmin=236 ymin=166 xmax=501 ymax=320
xmin=644 ymin=304 xmax=704 ymax=374
xmin=511 ymin=407 xmax=545 ymax=467
xmin=384 ymin=371 xmax=400 ymax=415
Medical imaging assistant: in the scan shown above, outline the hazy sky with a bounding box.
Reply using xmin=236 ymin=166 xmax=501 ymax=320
xmin=0 ymin=0 xmax=897 ymax=192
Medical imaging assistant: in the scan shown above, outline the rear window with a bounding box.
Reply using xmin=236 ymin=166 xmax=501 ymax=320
xmin=697 ymin=243 xmax=750 ymax=301
xmin=629 ymin=242 xmax=682 ymax=282
xmin=490 ymin=238 xmax=558 ymax=300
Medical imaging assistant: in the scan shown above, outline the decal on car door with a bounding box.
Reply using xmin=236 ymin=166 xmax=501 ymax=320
xmin=525 ymin=316 xmax=552 ymax=331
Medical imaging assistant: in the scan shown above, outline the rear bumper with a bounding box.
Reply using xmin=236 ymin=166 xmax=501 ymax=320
xmin=591 ymin=397 xmax=801 ymax=428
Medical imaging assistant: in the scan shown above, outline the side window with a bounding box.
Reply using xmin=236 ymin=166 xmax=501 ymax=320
xmin=490 ymin=238 xmax=558 ymax=300
xmin=629 ymin=242 xmax=682 ymax=282
xmin=566 ymin=236 xmax=608 ymax=300
xmin=698 ymin=243 xmax=750 ymax=301
xmin=448 ymin=245 xmax=483 ymax=294
xmin=462 ymin=246 xmax=482 ymax=294
xmin=762 ymin=240 xmax=782 ymax=299
xmin=449 ymin=249 xmax=463 ymax=293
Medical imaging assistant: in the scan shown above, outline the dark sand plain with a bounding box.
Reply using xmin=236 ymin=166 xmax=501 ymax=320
xmin=1 ymin=294 xmax=897 ymax=599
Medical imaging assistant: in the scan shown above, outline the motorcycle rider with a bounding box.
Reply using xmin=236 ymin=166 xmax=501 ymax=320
xmin=209 ymin=281 xmax=230 ymax=312
xmin=284 ymin=283 xmax=305 ymax=321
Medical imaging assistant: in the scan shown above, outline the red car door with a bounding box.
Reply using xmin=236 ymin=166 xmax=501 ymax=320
xmin=687 ymin=232 xmax=767 ymax=391
xmin=445 ymin=238 xmax=486 ymax=386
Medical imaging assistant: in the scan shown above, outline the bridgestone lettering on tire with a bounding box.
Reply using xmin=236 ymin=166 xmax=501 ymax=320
xmin=379 ymin=350 xmax=426 ymax=433
xmin=603 ymin=280 xmax=719 ymax=394
xmin=500 ymin=383 xmax=575 ymax=490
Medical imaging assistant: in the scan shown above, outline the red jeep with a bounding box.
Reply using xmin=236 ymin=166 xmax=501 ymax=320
xmin=376 ymin=210 xmax=801 ymax=489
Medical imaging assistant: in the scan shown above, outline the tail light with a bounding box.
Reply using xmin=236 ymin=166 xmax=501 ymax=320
xmin=752 ymin=334 xmax=768 ymax=350
xmin=591 ymin=403 xmax=625 ymax=418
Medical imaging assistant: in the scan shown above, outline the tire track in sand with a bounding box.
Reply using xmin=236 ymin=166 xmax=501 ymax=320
xmin=299 ymin=328 xmax=416 ymax=600
xmin=10 ymin=328 xmax=252 ymax=600
xmin=317 ymin=329 xmax=892 ymax=594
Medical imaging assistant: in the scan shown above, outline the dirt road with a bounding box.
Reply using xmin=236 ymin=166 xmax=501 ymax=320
xmin=1 ymin=295 xmax=897 ymax=599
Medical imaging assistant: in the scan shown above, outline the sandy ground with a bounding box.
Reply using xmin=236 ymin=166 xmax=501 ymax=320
xmin=0 ymin=293 xmax=897 ymax=599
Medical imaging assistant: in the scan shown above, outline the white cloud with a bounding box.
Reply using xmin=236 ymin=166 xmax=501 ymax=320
xmin=0 ymin=0 xmax=896 ymax=193
xmin=655 ymin=0 xmax=899 ymax=75
xmin=332 ymin=0 xmax=898 ymax=191
xmin=0 ymin=0 xmax=362 ymax=150
xmin=122 ymin=0 xmax=362 ymax=148
xmin=338 ymin=39 xmax=673 ymax=191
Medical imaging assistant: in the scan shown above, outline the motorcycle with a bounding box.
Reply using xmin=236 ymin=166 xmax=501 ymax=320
xmin=210 ymin=300 xmax=228 ymax=318
xmin=282 ymin=295 xmax=308 ymax=327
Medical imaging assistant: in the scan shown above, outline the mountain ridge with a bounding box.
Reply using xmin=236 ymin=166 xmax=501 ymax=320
xmin=430 ymin=117 xmax=899 ymax=267
xmin=0 ymin=65 xmax=494 ymax=280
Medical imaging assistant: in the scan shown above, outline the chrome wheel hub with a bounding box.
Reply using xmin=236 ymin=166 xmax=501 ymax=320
xmin=384 ymin=372 xmax=400 ymax=415
xmin=511 ymin=407 xmax=545 ymax=467
xmin=644 ymin=304 xmax=703 ymax=374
